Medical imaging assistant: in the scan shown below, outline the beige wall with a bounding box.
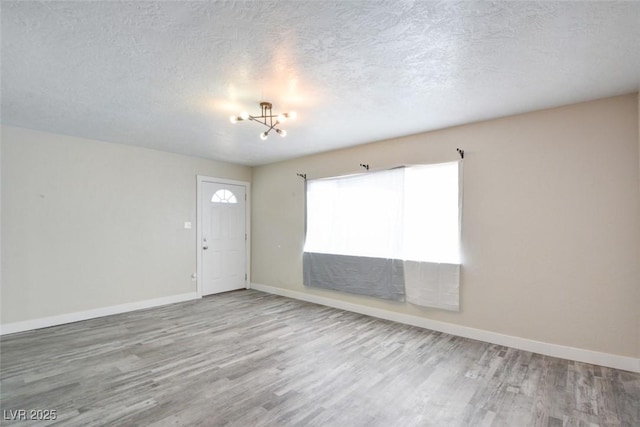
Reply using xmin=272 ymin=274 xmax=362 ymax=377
xmin=252 ymin=94 xmax=640 ymax=358
xmin=1 ymin=126 xmax=251 ymax=324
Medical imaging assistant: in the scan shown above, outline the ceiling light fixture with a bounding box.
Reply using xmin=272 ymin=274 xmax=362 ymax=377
xmin=230 ymin=102 xmax=296 ymax=140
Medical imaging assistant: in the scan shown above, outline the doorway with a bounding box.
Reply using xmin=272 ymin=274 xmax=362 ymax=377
xmin=197 ymin=176 xmax=250 ymax=296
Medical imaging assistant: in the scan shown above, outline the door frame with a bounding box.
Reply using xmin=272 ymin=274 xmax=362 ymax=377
xmin=196 ymin=175 xmax=251 ymax=298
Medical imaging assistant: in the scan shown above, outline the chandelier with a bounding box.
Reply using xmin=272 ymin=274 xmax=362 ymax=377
xmin=229 ymin=102 xmax=297 ymax=140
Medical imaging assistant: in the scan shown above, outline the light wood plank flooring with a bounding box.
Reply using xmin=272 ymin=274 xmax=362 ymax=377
xmin=1 ymin=290 xmax=639 ymax=426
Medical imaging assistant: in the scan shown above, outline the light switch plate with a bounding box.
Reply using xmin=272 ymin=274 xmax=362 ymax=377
xmin=184 ymin=222 xmax=192 ymax=229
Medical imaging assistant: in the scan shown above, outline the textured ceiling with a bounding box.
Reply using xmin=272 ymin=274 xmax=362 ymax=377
xmin=1 ymin=1 xmax=639 ymax=166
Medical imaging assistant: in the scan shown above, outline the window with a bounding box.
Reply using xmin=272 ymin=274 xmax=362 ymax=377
xmin=211 ymin=189 xmax=237 ymax=204
xmin=304 ymin=168 xmax=404 ymax=259
xmin=304 ymin=162 xmax=460 ymax=263
xmin=303 ymin=161 xmax=462 ymax=309
xmin=402 ymin=162 xmax=460 ymax=263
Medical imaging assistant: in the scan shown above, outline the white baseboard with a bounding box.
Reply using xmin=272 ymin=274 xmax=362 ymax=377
xmin=250 ymin=282 xmax=640 ymax=373
xmin=0 ymin=292 xmax=199 ymax=336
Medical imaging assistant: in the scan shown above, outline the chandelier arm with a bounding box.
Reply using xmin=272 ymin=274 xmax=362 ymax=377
xmin=249 ymin=117 xmax=282 ymax=132
xmin=264 ymin=120 xmax=281 ymax=135
xmin=249 ymin=115 xmax=280 ymax=121
xmin=248 ymin=116 xmax=267 ymax=126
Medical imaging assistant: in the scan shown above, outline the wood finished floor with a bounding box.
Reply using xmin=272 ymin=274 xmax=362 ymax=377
xmin=1 ymin=290 xmax=639 ymax=427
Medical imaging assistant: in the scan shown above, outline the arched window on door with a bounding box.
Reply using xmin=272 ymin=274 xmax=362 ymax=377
xmin=211 ymin=189 xmax=238 ymax=204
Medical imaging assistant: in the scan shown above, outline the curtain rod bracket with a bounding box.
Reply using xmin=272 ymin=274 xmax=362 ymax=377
xmin=360 ymin=163 xmax=370 ymax=170
xmin=297 ymin=173 xmax=307 ymax=181
xmin=456 ymin=148 xmax=464 ymax=159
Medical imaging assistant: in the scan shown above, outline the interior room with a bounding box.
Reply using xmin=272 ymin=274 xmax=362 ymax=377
xmin=1 ymin=1 xmax=639 ymax=426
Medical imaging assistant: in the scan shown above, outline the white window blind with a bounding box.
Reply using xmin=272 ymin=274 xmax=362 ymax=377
xmin=304 ymin=161 xmax=461 ymax=264
xmin=304 ymin=167 xmax=404 ymax=259
xmin=402 ymin=162 xmax=461 ymax=263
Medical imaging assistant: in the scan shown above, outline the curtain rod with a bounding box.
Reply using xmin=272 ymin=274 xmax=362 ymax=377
xmin=298 ymin=149 xmax=463 ymax=181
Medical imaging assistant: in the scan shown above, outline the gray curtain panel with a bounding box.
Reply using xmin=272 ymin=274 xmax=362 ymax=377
xmin=303 ymin=252 xmax=405 ymax=301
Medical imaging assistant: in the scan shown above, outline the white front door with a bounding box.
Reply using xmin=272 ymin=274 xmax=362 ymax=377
xmin=200 ymin=181 xmax=247 ymax=295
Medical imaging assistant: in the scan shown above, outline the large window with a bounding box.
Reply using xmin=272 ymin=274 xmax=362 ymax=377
xmin=304 ymin=161 xmax=461 ymax=264
xmin=303 ymin=161 xmax=462 ymax=309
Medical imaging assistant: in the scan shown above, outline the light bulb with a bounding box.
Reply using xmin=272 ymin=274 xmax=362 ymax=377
xmin=260 ymin=131 xmax=268 ymax=140
xmin=240 ymin=111 xmax=249 ymax=120
xmin=229 ymin=115 xmax=238 ymax=124
xmin=277 ymin=114 xmax=286 ymax=123
xmin=288 ymin=111 xmax=297 ymax=120
xmin=277 ymin=129 xmax=287 ymax=137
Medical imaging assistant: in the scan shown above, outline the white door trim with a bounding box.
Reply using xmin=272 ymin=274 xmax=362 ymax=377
xmin=196 ymin=175 xmax=251 ymax=298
